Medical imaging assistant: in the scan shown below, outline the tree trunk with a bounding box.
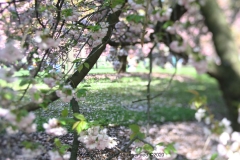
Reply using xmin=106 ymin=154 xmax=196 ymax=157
xmin=201 ymin=0 xmax=240 ymax=131
xmin=118 ymin=56 xmax=127 ymax=73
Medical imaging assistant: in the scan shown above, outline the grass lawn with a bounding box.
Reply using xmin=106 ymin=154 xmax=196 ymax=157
xmin=90 ymin=64 xmax=210 ymax=80
xmin=0 ymin=64 xmax=226 ymax=132
xmin=34 ymin=67 xmax=227 ymax=131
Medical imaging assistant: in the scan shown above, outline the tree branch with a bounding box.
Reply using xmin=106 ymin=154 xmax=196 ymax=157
xmin=21 ymin=11 xmax=123 ymax=112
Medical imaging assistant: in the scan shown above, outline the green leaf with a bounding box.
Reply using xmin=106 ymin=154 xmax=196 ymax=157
xmin=72 ymin=58 xmax=82 ymax=63
xmin=84 ymin=63 xmax=90 ymax=69
xmin=126 ymin=14 xmax=144 ymax=23
xmin=157 ymin=142 xmax=165 ymax=146
xmin=130 ymin=132 xmax=145 ymax=140
xmin=73 ymin=113 xmax=86 ymax=121
xmin=61 ymin=108 xmax=68 ymax=117
xmin=210 ymin=153 xmax=218 ymax=160
xmin=135 ymin=147 xmax=142 ymax=154
xmin=164 ymin=148 xmax=170 ymax=155
xmin=110 ymin=0 xmax=125 ymax=8
xmin=21 ymin=141 xmax=33 ymax=149
xmin=62 ymin=8 xmax=73 ymax=17
xmin=88 ymin=120 xmax=100 ymax=127
xmin=143 ymin=144 xmax=154 ymax=153
xmin=78 ymin=64 xmax=83 ymax=72
xmin=3 ymin=92 xmax=13 ymax=100
xmin=76 ymin=88 xmax=87 ymax=97
xmin=130 ymin=132 xmax=137 ymax=140
xmin=164 ymin=143 xmax=176 ymax=155
xmin=65 ymin=89 xmax=72 ymax=96
xmin=39 ymin=6 xmax=47 ymax=12
xmin=33 ymin=92 xmax=40 ymax=100
xmin=137 ymin=132 xmax=145 ymax=139
xmin=162 ymin=21 xmax=173 ymax=29
xmin=88 ymin=25 xmax=101 ymax=31
xmin=193 ymin=96 xmax=207 ymax=108
xmin=54 ymin=138 xmax=62 ymax=148
xmin=76 ymin=121 xmax=88 ymax=134
xmin=129 ymin=124 xmax=140 ymax=133
xmin=194 ymin=101 xmax=202 ymax=109
xmin=59 ymin=117 xmax=75 ymax=126
xmin=59 ymin=144 xmax=70 ymax=155
xmin=134 ymin=0 xmax=144 ymax=4
xmin=39 ymin=101 xmax=49 ymax=108
xmin=19 ymin=79 xmax=31 ymax=86
xmin=130 ymin=133 xmax=135 ymax=140
xmin=72 ymin=121 xmax=80 ymax=130
xmin=21 ymin=141 xmax=40 ymax=150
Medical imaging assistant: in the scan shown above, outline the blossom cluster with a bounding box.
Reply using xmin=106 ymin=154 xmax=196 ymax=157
xmin=28 ymin=86 xmax=43 ymax=103
xmin=56 ymin=85 xmax=74 ymax=103
xmin=178 ymin=0 xmax=195 ymax=9
xmin=166 ymin=22 xmax=184 ymax=35
xmin=48 ymin=151 xmax=70 ymax=160
xmin=89 ymin=22 xmax=109 ymax=48
xmin=43 ymin=118 xmax=68 ymax=136
xmin=112 ymin=61 xmax=121 ymax=71
xmin=34 ymin=31 xmax=61 ymax=49
xmin=127 ymin=0 xmax=144 ymax=10
xmin=105 ymin=46 xmax=129 ymax=71
xmin=46 ymin=70 xmax=64 ymax=82
xmin=65 ymin=10 xmax=80 ymax=21
xmin=169 ymin=41 xmax=187 ymax=53
xmin=0 ymin=68 xmax=17 ymax=83
xmin=111 ymin=4 xmax=122 ymax=13
xmin=0 ymin=86 xmax=18 ymax=107
xmin=78 ymin=126 xmax=118 ymax=150
xmin=44 ymin=77 xmax=56 ymax=88
xmin=114 ymin=21 xmax=126 ymax=35
xmin=220 ymin=118 xmax=233 ymax=134
xmin=217 ymin=131 xmax=240 ymax=159
xmin=195 ymin=108 xmax=206 ymax=122
xmin=151 ymin=8 xmax=173 ymax=22
xmin=118 ymin=48 xmax=128 ymax=56
xmin=191 ymin=59 xmax=208 ymax=74
xmin=0 ymin=108 xmax=36 ymax=134
xmin=130 ymin=132 xmax=174 ymax=160
xmin=0 ymin=41 xmax=24 ymax=63
xmin=193 ymin=101 xmax=240 ymax=160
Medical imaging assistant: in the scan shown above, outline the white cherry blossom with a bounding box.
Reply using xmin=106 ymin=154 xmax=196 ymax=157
xmin=194 ymin=108 xmax=205 ymax=122
xmin=43 ymin=118 xmax=67 ymax=136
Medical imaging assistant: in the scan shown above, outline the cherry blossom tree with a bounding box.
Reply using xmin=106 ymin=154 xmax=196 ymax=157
xmin=1 ymin=0 xmax=240 ymax=159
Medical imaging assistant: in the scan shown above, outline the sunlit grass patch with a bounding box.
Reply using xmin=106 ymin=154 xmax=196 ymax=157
xmin=34 ymin=73 xmax=225 ymax=132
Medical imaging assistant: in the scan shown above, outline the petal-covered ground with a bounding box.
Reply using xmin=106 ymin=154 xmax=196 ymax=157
xmin=0 ymin=122 xmax=219 ymax=160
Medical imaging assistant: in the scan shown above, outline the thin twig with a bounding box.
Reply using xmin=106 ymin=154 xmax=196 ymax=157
xmin=201 ymin=135 xmax=211 ymax=158
xmin=132 ymin=66 xmax=178 ymax=103
xmin=35 ymin=0 xmax=45 ymax=29
xmin=146 ymin=43 xmax=157 ymax=136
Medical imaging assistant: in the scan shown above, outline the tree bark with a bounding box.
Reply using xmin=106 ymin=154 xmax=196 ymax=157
xmin=118 ymin=56 xmax=127 ymax=73
xmin=201 ymin=0 xmax=240 ymax=131
xmin=69 ymin=98 xmax=80 ymax=160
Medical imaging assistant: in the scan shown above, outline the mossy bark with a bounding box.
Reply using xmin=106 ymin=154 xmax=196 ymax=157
xmin=201 ymin=0 xmax=240 ymax=131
